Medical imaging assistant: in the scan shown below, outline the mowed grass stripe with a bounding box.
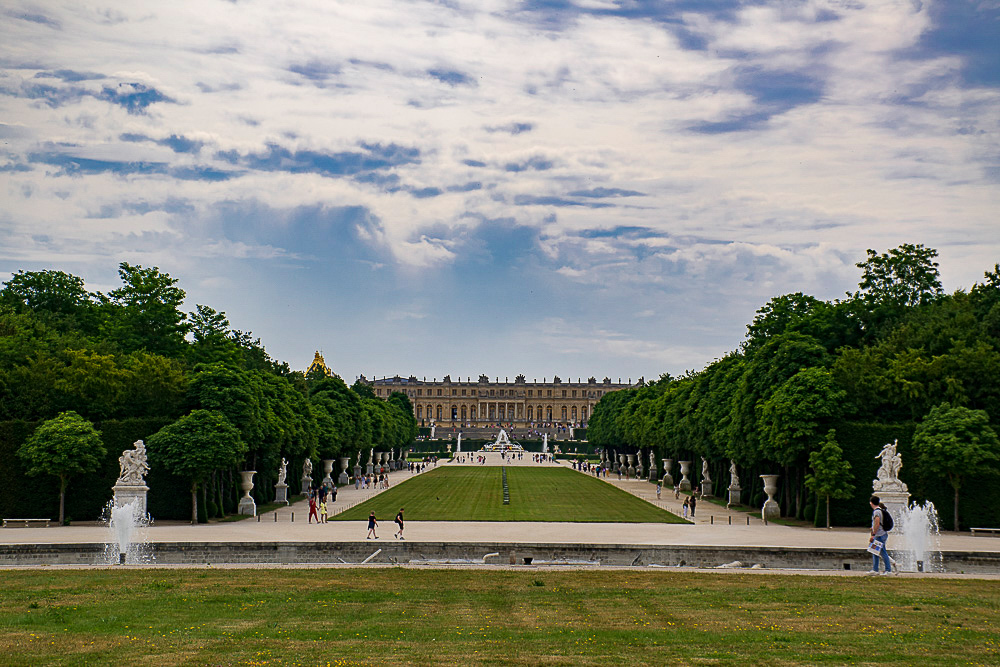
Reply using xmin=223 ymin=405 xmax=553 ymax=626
xmin=334 ymin=466 xmax=685 ymax=523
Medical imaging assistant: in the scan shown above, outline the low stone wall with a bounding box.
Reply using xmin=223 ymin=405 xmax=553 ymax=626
xmin=1 ymin=541 xmax=998 ymax=573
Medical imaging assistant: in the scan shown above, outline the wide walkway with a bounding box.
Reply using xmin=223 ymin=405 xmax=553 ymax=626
xmin=1 ymin=454 xmax=996 ymax=553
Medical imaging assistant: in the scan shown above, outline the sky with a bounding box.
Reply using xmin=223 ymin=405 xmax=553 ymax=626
xmin=1 ymin=0 xmax=998 ymax=384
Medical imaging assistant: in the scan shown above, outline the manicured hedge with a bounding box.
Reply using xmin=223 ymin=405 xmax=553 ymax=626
xmin=820 ymin=421 xmax=1000 ymax=530
xmin=0 ymin=418 xmax=183 ymax=522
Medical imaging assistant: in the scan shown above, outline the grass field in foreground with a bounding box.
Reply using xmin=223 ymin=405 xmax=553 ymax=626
xmin=334 ymin=466 xmax=686 ymax=523
xmin=1 ymin=569 xmax=997 ymax=666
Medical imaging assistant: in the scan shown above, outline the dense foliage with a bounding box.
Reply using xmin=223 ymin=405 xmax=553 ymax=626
xmin=589 ymin=245 xmax=1000 ymax=528
xmin=0 ymin=263 xmax=417 ymax=521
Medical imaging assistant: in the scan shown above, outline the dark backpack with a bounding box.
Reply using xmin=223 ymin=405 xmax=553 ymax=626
xmin=880 ymin=507 xmax=893 ymax=532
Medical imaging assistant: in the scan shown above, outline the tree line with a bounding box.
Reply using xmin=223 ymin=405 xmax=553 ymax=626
xmin=2 ymin=263 xmax=416 ymax=522
xmin=588 ymin=245 xmax=1000 ymax=530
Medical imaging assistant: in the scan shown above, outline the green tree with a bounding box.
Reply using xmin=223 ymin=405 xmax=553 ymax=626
xmin=912 ymin=402 xmax=1000 ymax=531
xmin=805 ymin=430 xmax=854 ymax=529
xmin=0 ymin=269 xmax=97 ymax=332
xmin=855 ymin=243 xmax=943 ymax=308
xmin=18 ymin=411 xmax=106 ymax=524
xmin=387 ymin=391 xmax=418 ymax=447
xmin=100 ymin=263 xmax=189 ymax=356
xmin=311 ymin=376 xmax=366 ymax=460
xmin=147 ymin=410 xmax=247 ymax=524
xmin=187 ymin=305 xmax=241 ymax=367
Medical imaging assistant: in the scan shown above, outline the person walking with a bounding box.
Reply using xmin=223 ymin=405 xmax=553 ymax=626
xmin=656 ymin=482 xmax=662 ymax=500
xmin=867 ymin=495 xmax=893 ymax=575
xmin=394 ymin=508 xmax=405 ymax=539
xmin=689 ymin=494 xmax=697 ymax=517
xmin=308 ymin=495 xmax=319 ymax=524
xmin=682 ymin=497 xmax=689 ymax=519
xmin=319 ymin=500 xmax=328 ymax=524
xmin=367 ymin=511 xmax=379 ymax=539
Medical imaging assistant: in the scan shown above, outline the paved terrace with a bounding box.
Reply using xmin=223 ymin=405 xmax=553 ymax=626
xmin=1 ymin=452 xmax=995 ymax=555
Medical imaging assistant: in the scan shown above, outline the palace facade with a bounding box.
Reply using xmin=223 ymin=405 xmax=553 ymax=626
xmin=367 ymin=373 xmax=637 ymax=428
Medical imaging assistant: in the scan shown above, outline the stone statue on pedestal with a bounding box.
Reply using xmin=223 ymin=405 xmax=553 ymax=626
xmin=872 ymin=439 xmax=910 ymax=522
xmin=873 ymin=440 xmax=905 ymax=492
xmin=275 ymin=458 xmax=289 ymax=505
xmin=113 ymin=440 xmax=150 ymax=514
xmin=277 ymin=458 xmax=288 ymax=486
xmin=117 ymin=440 xmax=149 ymax=485
xmin=700 ymin=456 xmax=713 ymax=497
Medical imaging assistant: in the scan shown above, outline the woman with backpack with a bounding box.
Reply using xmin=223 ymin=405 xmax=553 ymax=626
xmin=867 ymin=495 xmax=893 ymax=575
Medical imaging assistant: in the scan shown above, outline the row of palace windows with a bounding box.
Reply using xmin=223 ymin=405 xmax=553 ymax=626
xmin=376 ymin=387 xmax=604 ymax=398
xmin=415 ymin=404 xmax=589 ymax=422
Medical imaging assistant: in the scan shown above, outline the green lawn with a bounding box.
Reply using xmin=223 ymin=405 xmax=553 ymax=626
xmin=334 ymin=466 xmax=686 ymax=523
xmin=2 ymin=569 xmax=997 ymax=665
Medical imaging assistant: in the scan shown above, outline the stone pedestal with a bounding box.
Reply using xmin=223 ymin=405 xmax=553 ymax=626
xmin=648 ymin=460 xmax=657 ymax=483
xmin=274 ymin=483 xmax=289 ymax=505
xmin=678 ymin=461 xmax=692 ymax=492
xmin=338 ymin=457 xmax=350 ymax=485
xmin=112 ymin=484 xmax=148 ymax=516
xmin=301 ymin=473 xmax=312 ymax=495
xmin=761 ymin=474 xmax=780 ymax=522
xmin=662 ymin=459 xmax=673 ymax=487
xmin=635 ymin=454 xmax=644 ymax=480
xmin=239 ymin=471 xmax=257 ymax=517
xmin=874 ymin=490 xmax=910 ymax=527
xmin=353 ymin=464 xmax=362 ymax=483
xmin=727 ymin=486 xmax=742 ymax=507
xmin=321 ymin=459 xmax=335 ymax=489
xmin=701 ymin=481 xmax=712 ymax=498
xmin=612 ymin=454 xmax=621 ymax=474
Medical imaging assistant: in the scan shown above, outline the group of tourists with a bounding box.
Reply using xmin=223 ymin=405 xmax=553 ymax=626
xmin=306 ymin=484 xmax=337 ymax=524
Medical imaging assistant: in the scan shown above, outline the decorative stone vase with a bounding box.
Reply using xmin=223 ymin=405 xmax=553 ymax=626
xmin=238 ymin=471 xmax=257 ymax=516
xmin=612 ymin=453 xmax=621 ymax=474
xmin=635 ymin=454 xmax=644 ymax=479
xmin=322 ymin=459 xmax=335 ymax=489
xmin=338 ymin=457 xmax=350 ymax=485
xmin=760 ymin=474 xmax=780 ymax=522
xmin=662 ymin=459 xmax=673 ymax=487
xmin=678 ymin=461 xmax=692 ymax=492
xmin=626 ymin=454 xmax=636 ymax=479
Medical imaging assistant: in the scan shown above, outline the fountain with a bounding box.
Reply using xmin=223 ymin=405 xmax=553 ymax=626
xmin=892 ymin=501 xmax=943 ymax=573
xmin=103 ymin=498 xmax=153 ymax=565
xmin=482 ymin=429 xmax=523 ymax=452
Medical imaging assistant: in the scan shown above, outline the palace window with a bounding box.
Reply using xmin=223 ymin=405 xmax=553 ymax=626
xmin=562 ymin=390 xmax=567 ymax=398
xmin=528 ymin=390 xmax=533 ymax=397
xmin=547 ymin=390 xmax=552 ymax=397
xmin=462 ymin=389 xmax=467 ymax=396
xmin=417 ymin=389 xmax=422 ymax=396
xmin=572 ymin=390 xmax=576 ymax=398
xmin=437 ymin=388 xmax=442 ymax=396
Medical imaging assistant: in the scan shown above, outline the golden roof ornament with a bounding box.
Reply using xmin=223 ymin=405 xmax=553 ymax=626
xmin=306 ymin=351 xmax=332 ymax=377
